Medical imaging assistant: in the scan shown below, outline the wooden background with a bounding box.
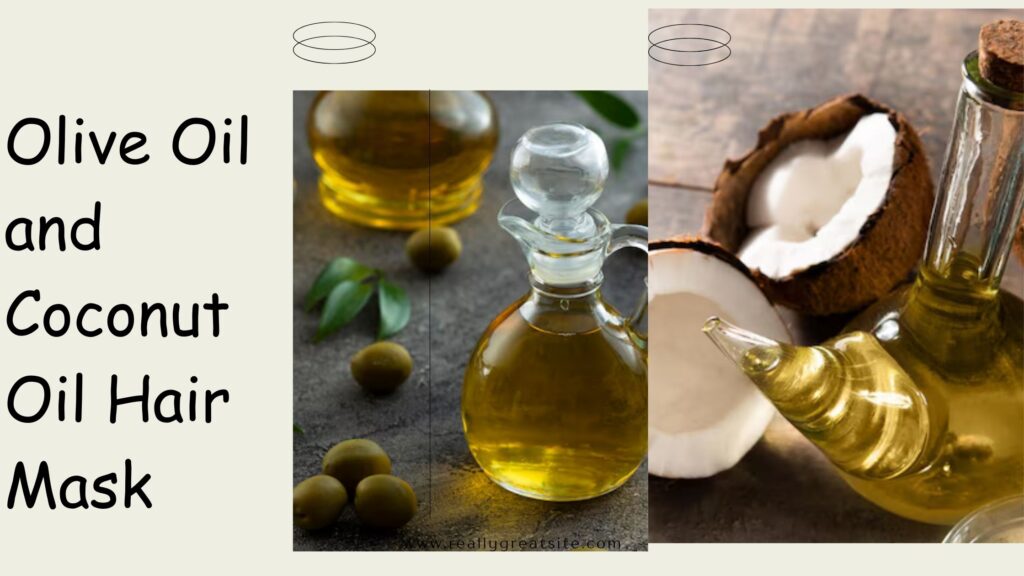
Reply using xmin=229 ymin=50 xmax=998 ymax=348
xmin=647 ymin=8 xmax=1023 ymax=543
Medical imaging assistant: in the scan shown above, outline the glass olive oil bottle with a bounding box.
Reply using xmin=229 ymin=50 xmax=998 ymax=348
xmin=462 ymin=124 xmax=648 ymax=501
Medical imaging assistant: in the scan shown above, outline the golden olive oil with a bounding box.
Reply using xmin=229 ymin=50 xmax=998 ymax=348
xmin=713 ymin=266 xmax=1024 ymax=525
xmin=307 ymin=91 xmax=497 ymax=230
xmin=842 ymin=264 xmax=1024 ymax=525
xmin=462 ymin=293 xmax=648 ymax=501
xmin=736 ymin=331 xmax=935 ymax=482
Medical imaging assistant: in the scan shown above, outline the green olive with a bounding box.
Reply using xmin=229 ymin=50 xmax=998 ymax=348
xmin=350 ymin=341 xmax=413 ymax=395
xmin=354 ymin=474 xmax=418 ymax=530
xmin=293 ymin=474 xmax=348 ymax=530
xmin=322 ymin=439 xmax=393 ymax=493
xmin=626 ymin=199 xmax=648 ymax=226
xmin=406 ymin=226 xmax=462 ymax=273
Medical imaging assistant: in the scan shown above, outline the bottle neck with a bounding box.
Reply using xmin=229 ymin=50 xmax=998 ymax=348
xmin=529 ymin=272 xmax=602 ymax=299
xmin=498 ymin=203 xmax=612 ymax=288
xmin=914 ymin=53 xmax=1024 ymax=312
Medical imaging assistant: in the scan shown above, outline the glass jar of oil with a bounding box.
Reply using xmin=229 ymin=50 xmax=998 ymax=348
xmin=831 ymin=49 xmax=1024 ymax=522
xmin=307 ymin=91 xmax=498 ymax=230
xmin=705 ymin=44 xmax=1024 ymax=525
xmin=462 ymin=123 xmax=648 ymax=501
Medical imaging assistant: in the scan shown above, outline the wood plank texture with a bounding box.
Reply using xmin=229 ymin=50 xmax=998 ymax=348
xmin=649 ymin=9 xmax=1004 ymax=188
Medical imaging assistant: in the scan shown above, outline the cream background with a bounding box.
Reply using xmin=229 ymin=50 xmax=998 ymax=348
xmin=0 ymin=0 xmax=1020 ymax=573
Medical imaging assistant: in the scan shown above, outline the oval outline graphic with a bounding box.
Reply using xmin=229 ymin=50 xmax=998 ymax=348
xmin=293 ymin=21 xmax=377 ymax=64
xmin=648 ymin=23 xmax=732 ymax=67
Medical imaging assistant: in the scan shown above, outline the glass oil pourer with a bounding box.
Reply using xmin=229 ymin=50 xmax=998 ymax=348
xmin=307 ymin=91 xmax=498 ymax=230
xmin=461 ymin=123 xmax=648 ymax=501
xmin=705 ymin=23 xmax=1024 ymax=525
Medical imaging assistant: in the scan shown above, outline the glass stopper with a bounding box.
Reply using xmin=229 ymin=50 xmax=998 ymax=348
xmin=510 ymin=123 xmax=608 ymax=232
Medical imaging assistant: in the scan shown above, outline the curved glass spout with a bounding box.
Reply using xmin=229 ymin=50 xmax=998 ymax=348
xmin=496 ymin=205 xmax=536 ymax=256
xmin=703 ymin=317 xmax=935 ymax=481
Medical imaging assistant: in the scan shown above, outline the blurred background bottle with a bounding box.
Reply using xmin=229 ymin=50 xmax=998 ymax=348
xmin=307 ymin=91 xmax=498 ymax=230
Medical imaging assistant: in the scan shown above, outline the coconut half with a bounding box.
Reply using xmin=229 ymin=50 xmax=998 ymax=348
xmin=704 ymin=94 xmax=934 ymax=315
xmin=649 ymin=238 xmax=790 ymax=478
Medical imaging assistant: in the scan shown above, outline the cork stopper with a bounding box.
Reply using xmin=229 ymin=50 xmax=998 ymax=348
xmin=979 ymin=19 xmax=1023 ymax=92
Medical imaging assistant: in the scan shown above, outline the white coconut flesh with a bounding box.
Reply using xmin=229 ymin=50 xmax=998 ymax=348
xmin=738 ymin=113 xmax=897 ymax=279
xmin=649 ymin=247 xmax=790 ymax=478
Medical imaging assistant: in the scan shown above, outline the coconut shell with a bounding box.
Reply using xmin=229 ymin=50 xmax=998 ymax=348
xmin=703 ymin=94 xmax=934 ymax=316
xmin=651 ymin=235 xmax=761 ymax=284
xmin=650 ymin=235 xmax=794 ymax=337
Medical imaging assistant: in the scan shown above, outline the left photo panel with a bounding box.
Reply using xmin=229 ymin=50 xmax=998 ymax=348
xmin=292 ymin=91 xmax=649 ymax=551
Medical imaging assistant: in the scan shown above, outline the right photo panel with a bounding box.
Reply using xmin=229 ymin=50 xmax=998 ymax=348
xmin=647 ymin=9 xmax=1024 ymax=543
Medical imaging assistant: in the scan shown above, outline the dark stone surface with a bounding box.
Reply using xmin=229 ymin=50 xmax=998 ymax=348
xmin=293 ymin=91 xmax=648 ymax=551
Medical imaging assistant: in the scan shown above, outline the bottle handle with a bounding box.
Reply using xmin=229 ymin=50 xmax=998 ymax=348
xmin=608 ymin=223 xmax=648 ymax=349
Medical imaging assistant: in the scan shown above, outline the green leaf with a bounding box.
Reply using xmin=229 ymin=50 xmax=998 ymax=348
xmin=305 ymin=258 xmax=373 ymax=311
xmin=315 ymin=280 xmax=375 ymax=342
xmin=574 ymin=91 xmax=641 ymax=129
xmin=610 ymin=138 xmax=632 ymax=171
xmin=377 ymin=279 xmax=411 ymax=340
xmin=293 ymin=423 xmax=305 ymax=435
